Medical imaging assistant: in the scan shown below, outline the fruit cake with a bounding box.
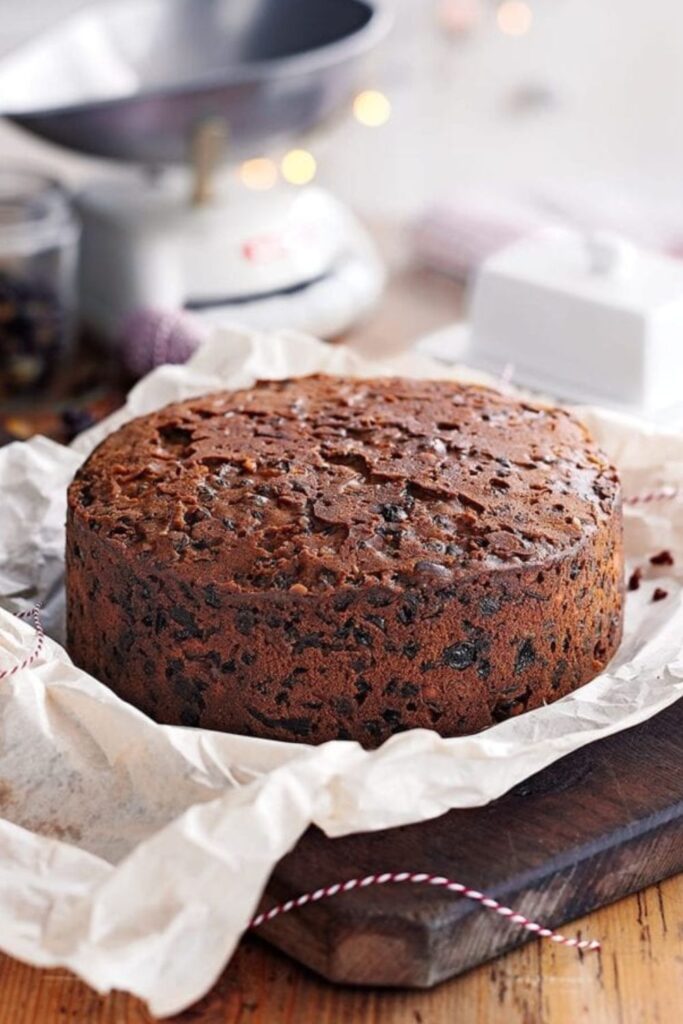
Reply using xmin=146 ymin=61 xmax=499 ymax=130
xmin=66 ymin=375 xmax=624 ymax=746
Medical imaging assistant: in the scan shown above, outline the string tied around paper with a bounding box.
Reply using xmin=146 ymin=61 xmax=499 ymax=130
xmin=0 ymin=604 xmax=44 ymax=681
xmin=624 ymin=485 xmax=680 ymax=506
xmin=250 ymin=871 xmax=601 ymax=952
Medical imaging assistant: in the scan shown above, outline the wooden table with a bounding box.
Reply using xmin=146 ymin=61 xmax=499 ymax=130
xmin=1 ymin=237 xmax=681 ymax=1023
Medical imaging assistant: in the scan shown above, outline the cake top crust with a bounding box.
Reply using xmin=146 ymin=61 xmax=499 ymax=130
xmin=68 ymin=375 xmax=620 ymax=592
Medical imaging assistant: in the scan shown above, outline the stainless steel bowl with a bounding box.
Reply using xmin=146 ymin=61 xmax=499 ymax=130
xmin=0 ymin=0 xmax=389 ymax=164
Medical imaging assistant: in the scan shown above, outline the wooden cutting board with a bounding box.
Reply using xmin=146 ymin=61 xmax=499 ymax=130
xmin=256 ymin=698 xmax=683 ymax=987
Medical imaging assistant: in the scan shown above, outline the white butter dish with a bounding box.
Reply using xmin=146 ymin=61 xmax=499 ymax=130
xmin=419 ymin=227 xmax=683 ymax=416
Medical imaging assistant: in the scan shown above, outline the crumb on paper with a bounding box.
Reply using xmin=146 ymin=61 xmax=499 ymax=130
xmin=628 ymin=568 xmax=642 ymax=592
xmin=650 ymin=550 xmax=674 ymax=567
xmin=652 ymin=587 xmax=668 ymax=603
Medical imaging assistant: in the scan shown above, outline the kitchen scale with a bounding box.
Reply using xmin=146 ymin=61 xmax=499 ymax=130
xmin=0 ymin=0 xmax=390 ymax=341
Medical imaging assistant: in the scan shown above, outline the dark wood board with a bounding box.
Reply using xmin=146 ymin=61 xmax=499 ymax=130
xmin=256 ymin=697 xmax=683 ymax=987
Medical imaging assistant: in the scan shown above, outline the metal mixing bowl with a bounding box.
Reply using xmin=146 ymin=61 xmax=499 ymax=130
xmin=0 ymin=0 xmax=389 ymax=164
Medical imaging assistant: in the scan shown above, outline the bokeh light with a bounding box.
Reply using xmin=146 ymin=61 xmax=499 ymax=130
xmin=239 ymin=157 xmax=278 ymax=190
xmin=281 ymin=149 xmax=317 ymax=186
xmin=353 ymin=90 xmax=392 ymax=127
xmin=496 ymin=1 xmax=533 ymax=36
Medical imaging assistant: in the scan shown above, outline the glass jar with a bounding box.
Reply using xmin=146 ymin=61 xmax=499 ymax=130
xmin=0 ymin=169 xmax=79 ymax=399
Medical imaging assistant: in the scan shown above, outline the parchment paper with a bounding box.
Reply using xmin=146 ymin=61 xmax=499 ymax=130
xmin=1 ymin=326 xmax=682 ymax=1017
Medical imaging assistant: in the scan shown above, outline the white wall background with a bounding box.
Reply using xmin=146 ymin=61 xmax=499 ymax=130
xmin=1 ymin=0 xmax=682 ymax=218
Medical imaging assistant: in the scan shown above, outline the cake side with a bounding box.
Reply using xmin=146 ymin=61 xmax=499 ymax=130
xmin=66 ymin=375 xmax=624 ymax=746
xmin=66 ymin=511 xmax=622 ymax=742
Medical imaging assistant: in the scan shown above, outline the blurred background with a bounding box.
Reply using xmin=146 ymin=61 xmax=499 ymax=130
xmin=4 ymin=0 xmax=683 ymax=211
xmin=2 ymin=0 xmax=683 ymax=440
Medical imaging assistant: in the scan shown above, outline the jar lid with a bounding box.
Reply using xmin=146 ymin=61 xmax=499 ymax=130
xmin=0 ymin=167 xmax=78 ymax=256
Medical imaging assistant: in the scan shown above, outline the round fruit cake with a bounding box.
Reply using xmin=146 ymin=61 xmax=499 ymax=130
xmin=66 ymin=375 xmax=624 ymax=746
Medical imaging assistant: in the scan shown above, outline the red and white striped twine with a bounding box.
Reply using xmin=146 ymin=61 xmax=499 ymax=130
xmin=624 ymin=485 xmax=680 ymax=506
xmin=0 ymin=605 xmax=44 ymax=681
xmin=250 ymin=871 xmax=601 ymax=952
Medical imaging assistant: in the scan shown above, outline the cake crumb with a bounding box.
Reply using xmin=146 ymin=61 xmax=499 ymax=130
xmin=652 ymin=587 xmax=668 ymax=602
xmin=289 ymin=583 xmax=308 ymax=595
xmin=650 ymin=550 xmax=674 ymax=566
xmin=628 ymin=568 xmax=642 ymax=592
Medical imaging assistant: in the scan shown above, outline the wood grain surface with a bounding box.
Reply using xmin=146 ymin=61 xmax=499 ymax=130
xmin=0 ymin=235 xmax=681 ymax=1022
